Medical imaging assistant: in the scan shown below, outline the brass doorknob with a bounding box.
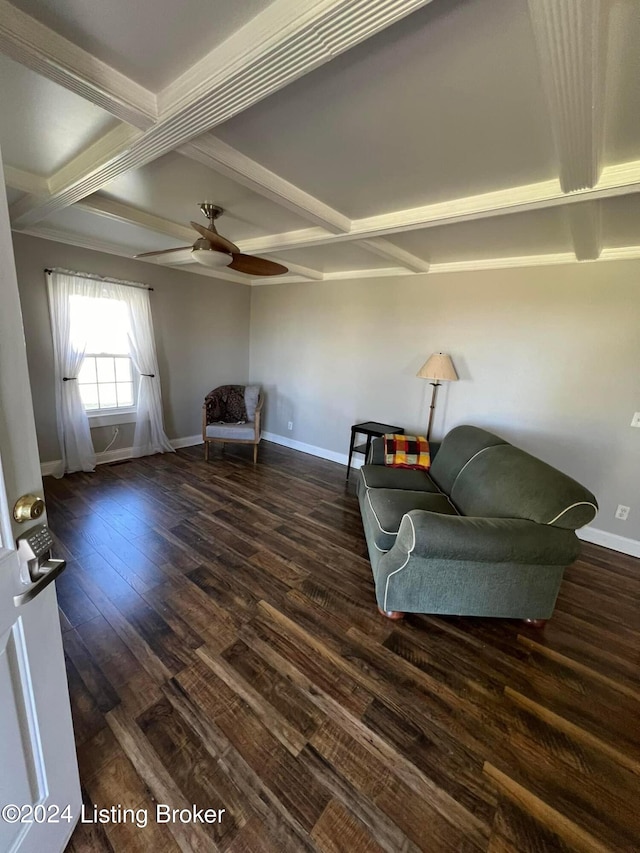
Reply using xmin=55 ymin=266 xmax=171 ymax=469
xmin=13 ymin=494 xmax=45 ymax=523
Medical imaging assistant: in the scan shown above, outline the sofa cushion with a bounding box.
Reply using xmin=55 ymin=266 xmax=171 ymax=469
xmin=362 ymin=488 xmax=458 ymax=552
xmin=429 ymin=425 xmax=507 ymax=494
xmin=451 ymin=444 xmax=598 ymax=530
xmin=244 ymin=385 xmax=260 ymax=421
xmin=206 ymin=423 xmax=256 ymax=441
xmin=360 ymin=465 xmax=440 ymax=493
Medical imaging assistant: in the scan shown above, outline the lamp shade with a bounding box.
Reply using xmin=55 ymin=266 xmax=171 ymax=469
xmin=417 ymin=352 xmax=458 ymax=381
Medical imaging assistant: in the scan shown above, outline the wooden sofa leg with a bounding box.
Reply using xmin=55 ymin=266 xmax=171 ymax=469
xmin=204 ymin=441 xmax=209 ymax=462
xmin=522 ymin=618 xmax=547 ymax=628
xmin=253 ymin=444 xmax=258 ymax=464
xmin=378 ymin=605 xmax=405 ymax=621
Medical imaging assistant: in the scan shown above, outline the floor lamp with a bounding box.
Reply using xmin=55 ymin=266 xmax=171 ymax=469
xmin=417 ymin=353 xmax=458 ymax=440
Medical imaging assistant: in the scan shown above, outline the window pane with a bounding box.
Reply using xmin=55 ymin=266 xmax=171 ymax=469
xmin=96 ymin=357 xmax=115 ymax=383
xmin=80 ymin=384 xmax=99 ymax=410
xmin=97 ymin=383 xmax=118 ymax=409
xmin=70 ymin=295 xmax=129 ymax=354
xmin=116 ymin=382 xmax=134 ymax=407
xmin=78 ymin=357 xmax=96 ymax=384
xmin=114 ymin=357 xmax=132 ymax=382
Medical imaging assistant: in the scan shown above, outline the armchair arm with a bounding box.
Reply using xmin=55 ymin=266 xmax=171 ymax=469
xmin=395 ymin=511 xmax=579 ymax=565
xmin=254 ymin=392 xmax=264 ymax=439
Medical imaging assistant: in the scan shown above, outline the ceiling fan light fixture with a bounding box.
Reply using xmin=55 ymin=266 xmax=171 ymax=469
xmin=191 ymin=246 xmax=232 ymax=269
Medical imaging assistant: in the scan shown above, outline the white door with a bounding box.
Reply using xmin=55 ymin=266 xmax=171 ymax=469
xmin=0 ymin=156 xmax=81 ymax=851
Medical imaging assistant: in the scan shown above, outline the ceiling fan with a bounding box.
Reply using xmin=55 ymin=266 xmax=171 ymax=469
xmin=135 ymin=202 xmax=288 ymax=277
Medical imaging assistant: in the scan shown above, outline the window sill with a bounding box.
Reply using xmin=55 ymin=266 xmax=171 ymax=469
xmin=87 ymin=409 xmax=137 ymax=428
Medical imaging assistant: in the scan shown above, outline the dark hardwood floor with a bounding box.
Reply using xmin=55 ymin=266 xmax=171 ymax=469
xmin=45 ymin=442 xmax=640 ymax=852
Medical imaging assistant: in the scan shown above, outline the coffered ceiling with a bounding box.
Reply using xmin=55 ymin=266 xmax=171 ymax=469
xmin=1 ymin=0 xmax=640 ymax=286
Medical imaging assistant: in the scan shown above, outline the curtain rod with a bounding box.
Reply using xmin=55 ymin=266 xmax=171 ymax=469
xmin=45 ymin=268 xmax=153 ymax=291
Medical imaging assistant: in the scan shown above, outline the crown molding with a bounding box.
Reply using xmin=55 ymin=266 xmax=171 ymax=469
xmin=527 ymin=0 xmax=607 ymax=192
xmin=599 ymin=245 xmax=640 ymax=262
xmin=179 ymin=136 xmax=351 ymax=234
xmin=16 ymin=222 xmax=640 ymax=291
xmin=3 ymin=165 xmax=47 ymax=195
xmin=567 ymin=200 xmax=601 ymax=261
xmin=429 ymin=252 xmax=577 ymax=274
xmin=0 ymin=0 xmax=156 ymax=128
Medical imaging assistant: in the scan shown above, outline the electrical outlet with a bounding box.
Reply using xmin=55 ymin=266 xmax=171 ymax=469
xmin=287 ymin=421 xmax=293 ymax=431
xmin=631 ymin=412 xmax=640 ymax=428
xmin=615 ymin=504 xmax=630 ymax=521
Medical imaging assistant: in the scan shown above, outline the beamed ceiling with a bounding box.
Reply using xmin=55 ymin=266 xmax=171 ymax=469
xmin=1 ymin=0 xmax=640 ymax=286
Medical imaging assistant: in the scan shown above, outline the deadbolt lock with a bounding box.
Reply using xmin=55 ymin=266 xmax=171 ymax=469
xmin=13 ymin=494 xmax=46 ymax=523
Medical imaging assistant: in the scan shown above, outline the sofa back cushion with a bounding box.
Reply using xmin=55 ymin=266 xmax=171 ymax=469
xmin=450 ymin=444 xmax=598 ymax=530
xmin=429 ymin=425 xmax=508 ymax=494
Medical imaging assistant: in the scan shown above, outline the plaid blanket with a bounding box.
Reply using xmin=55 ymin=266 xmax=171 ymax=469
xmin=205 ymin=385 xmax=247 ymax=424
xmin=384 ymin=434 xmax=430 ymax=470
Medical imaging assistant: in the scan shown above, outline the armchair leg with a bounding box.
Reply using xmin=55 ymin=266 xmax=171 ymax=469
xmin=378 ymin=606 xmax=405 ymax=621
xmin=253 ymin=444 xmax=258 ymax=464
xmin=204 ymin=440 xmax=209 ymax=462
xmin=522 ymin=618 xmax=547 ymax=628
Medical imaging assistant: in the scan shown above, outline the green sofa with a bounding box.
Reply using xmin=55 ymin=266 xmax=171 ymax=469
xmin=357 ymin=425 xmax=598 ymax=621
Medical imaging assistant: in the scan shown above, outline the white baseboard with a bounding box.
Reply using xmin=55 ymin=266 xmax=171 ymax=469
xmin=261 ymin=431 xmax=365 ymax=469
xmin=170 ymin=434 xmax=202 ymax=450
xmin=577 ymin=526 xmax=640 ymax=558
xmin=40 ymin=434 xmax=203 ymax=476
xmin=41 ymin=434 xmax=640 ymax=560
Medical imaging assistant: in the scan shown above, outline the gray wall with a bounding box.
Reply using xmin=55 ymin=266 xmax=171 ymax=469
xmin=12 ymin=232 xmax=251 ymax=461
xmin=249 ymin=261 xmax=640 ymax=542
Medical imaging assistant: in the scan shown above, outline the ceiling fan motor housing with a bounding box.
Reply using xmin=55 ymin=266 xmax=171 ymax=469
xmin=199 ymin=202 xmax=224 ymax=225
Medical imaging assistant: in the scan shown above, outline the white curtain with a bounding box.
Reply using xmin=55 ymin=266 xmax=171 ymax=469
xmin=47 ymin=270 xmax=173 ymax=475
xmin=122 ymin=285 xmax=174 ymax=457
xmin=47 ymin=271 xmax=96 ymax=476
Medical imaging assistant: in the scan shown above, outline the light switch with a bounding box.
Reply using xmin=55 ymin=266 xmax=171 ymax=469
xmin=631 ymin=412 xmax=640 ymax=428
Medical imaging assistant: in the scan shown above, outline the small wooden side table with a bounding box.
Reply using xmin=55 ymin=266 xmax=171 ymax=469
xmin=346 ymin=421 xmax=404 ymax=479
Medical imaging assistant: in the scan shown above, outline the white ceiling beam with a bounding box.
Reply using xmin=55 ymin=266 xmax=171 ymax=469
xmin=179 ymin=136 xmax=351 ymax=233
xmin=0 ymin=0 xmax=156 ymax=128
xmin=20 ymin=222 xmax=640 ymax=287
xmin=3 ymin=165 xmax=47 ymax=195
xmin=527 ymin=0 xmax=607 ymax=192
xmin=7 ymin=0 xmax=435 ymax=231
xmin=157 ymin=0 xmax=436 ymax=115
xmin=238 ymin=161 xmax=640 ymax=255
xmin=567 ymin=201 xmax=601 ymax=261
xmin=75 ymin=196 xmax=196 ymax=243
xmin=47 ymin=125 xmax=143 ymax=196
xmin=360 ymin=237 xmax=430 ymax=272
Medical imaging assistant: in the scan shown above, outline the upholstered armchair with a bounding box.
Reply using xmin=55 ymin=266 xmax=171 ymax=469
xmin=202 ymin=384 xmax=263 ymax=464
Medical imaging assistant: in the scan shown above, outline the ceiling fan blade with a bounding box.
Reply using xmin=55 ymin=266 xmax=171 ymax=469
xmin=135 ymin=246 xmax=192 ymax=259
xmin=190 ymin=221 xmax=239 ymax=254
xmin=228 ymin=253 xmax=288 ymax=277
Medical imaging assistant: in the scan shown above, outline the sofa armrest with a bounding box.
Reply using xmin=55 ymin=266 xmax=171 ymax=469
xmin=368 ymin=436 xmax=385 ymax=464
xmin=395 ymin=510 xmax=579 ymax=565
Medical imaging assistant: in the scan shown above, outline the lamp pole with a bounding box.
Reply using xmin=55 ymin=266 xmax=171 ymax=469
xmin=426 ymin=381 xmax=440 ymax=441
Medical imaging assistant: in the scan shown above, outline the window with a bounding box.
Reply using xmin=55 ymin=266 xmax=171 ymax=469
xmin=69 ymin=294 xmax=136 ymax=416
xmin=77 ymin=356 xmax=135 ymax=411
